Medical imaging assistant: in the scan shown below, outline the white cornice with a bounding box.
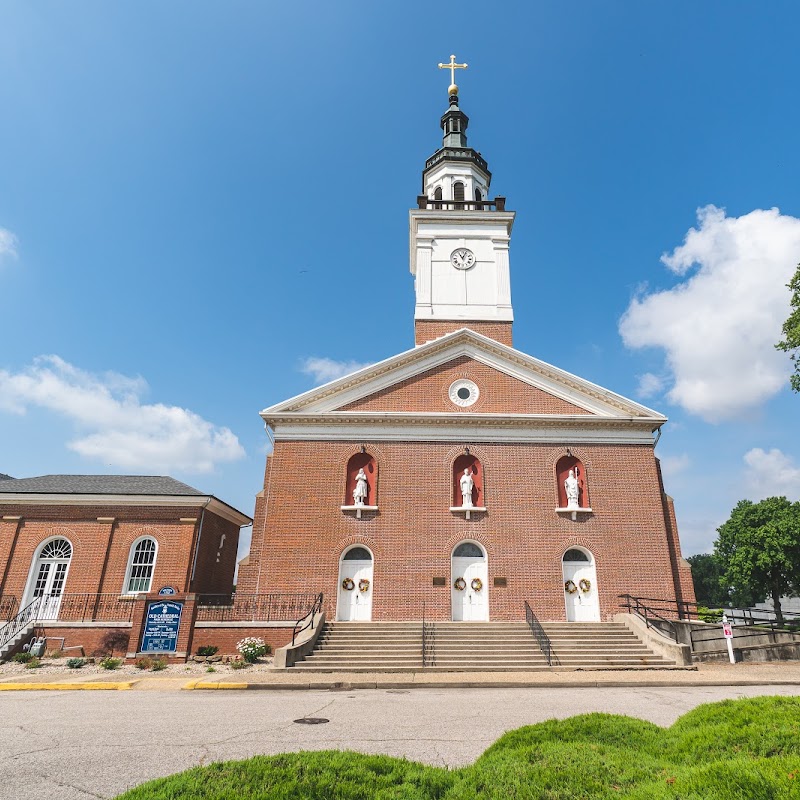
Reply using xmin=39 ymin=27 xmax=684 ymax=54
xmin=260 ymin=328 xmax=666 ymax=421
xmin=0 ymin=494 xmax=253 ymax=526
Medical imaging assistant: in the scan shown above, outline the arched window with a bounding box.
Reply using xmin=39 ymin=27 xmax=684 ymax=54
xmin=563 ymin=548 xmax=590 ymax=562
xmin=453 ymin=181 xmax=465 ymax=202
xmin=556 ymin=455 xmax=589 ymax=509
xmin=474 ymin=188 xmax=482 ymax=202
xmin=343 ymin=546 xmax=373 ymax=561
xmin=125 ymin=537 xmax=157 ymax=594
xmin=453 ymin=541 xmax=484 ymax=558
xmin=452 ymin=454 xmax=484 ymax=507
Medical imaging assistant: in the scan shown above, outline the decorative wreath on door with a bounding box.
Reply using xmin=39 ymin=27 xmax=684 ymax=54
xmin=341 ymin=577 xmax=355 ymax=591
xmin=578 ymin=578 xmax=591 ymax=593
xmin=358 ymin=578 xmax=370 ymax=592
xmin=453 ymin=577 xmax=467 ymax=591
xmin=471 ymin=578 xmax=483 ymax=592
xmin=564 ymin=579 xmax=578 ymax=594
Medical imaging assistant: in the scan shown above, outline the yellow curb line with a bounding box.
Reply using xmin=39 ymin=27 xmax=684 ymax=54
xmin=0 ymin=681 xmax=136 ymax=691
xmin=188 ymin=681 xmax=249 ymax=690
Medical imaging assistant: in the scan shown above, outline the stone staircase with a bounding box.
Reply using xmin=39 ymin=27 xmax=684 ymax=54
xmin=291 ymin=620 xmax=677 ymax=672
xmin=0 ymin=622 xmax=35 ymax=661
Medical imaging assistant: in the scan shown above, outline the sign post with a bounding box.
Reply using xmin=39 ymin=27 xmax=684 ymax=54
xmin=722 ymin=613 xmax=735 ymax=664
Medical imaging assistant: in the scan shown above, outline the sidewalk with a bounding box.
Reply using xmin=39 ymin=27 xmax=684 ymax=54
xmin=0 ymin=661 xmax=798 ymax=690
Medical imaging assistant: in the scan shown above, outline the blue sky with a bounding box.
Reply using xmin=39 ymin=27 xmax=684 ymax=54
xmin=2 ymin=3 xmax=800 ymax=560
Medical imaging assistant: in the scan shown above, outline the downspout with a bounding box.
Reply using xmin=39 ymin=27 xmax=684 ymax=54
xmin=188 ymin=498 xmax=211 ymax=591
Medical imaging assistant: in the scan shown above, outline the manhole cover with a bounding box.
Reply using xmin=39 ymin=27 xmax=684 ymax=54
xmin=293 ymin=717 xmax=330 ymax=725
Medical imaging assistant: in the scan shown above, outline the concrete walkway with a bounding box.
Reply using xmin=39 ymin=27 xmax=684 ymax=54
xmin=0 ymin=661 xmax=798 ymax=690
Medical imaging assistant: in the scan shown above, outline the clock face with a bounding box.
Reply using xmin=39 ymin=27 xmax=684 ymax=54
xmin=450 ymin=248 xmax=476 ymax=270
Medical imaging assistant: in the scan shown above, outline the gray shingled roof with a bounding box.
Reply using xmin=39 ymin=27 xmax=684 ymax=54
xmin=0 ymin=475 xmax=205 ymax=496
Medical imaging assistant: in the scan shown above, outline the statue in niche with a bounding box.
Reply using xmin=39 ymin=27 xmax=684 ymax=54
xmin=460 ymin=468 xmax=474 ymax=508
xmin=564 ymin=468 xmax=580 ymax=509
xmin=353 ymin=468 xmax=369 ymax=506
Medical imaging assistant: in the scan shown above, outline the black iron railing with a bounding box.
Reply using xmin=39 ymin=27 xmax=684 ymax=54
xmin=0 ymin=595 xmax=19 ymax=621
xmin=55 ymin=593 xmax=137 ymax=622
xmin=0 ymin=596 xmax=42 ymax=651
xmin=416 ymin=195 xmax=506 ymax=212
xmin=422 ymin=602 xmax=434 ymax=668
xmin=524 ymin=601 xmax=556 ymax=666
xmin=196 ymin=593 xmax=320 ymax=623
xmin=292 ymin=593 xmax=324 ymax=646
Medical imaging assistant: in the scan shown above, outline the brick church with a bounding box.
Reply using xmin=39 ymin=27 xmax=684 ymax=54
xmin=237 ymin=66 xmax=696 ymax=625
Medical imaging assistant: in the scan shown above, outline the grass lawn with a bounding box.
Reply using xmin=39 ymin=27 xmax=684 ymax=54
xmin=116 ymin=696 xmax=800 ymax=799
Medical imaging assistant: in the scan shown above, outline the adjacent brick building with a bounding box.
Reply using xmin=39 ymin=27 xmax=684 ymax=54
xmin=238 ymin=83 xmax=696 ymax=624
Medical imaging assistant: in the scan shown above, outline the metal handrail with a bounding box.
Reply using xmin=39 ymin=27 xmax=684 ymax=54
xmin=291 ymin=592 xmax=324 ymax=646
xmin=0 ymin=596 xmax=42 ymax=651
xmin=524 ymin=601 xmax=556 ymax=666
xmin=618 ymin=594 xmax=679 ymax=640
xmin=422 ymin=602 xmax=434 ymax=668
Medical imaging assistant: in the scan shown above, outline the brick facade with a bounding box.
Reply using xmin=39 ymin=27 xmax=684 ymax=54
xmin=238 ymin=437 xmax=696 ymax=622
xmin=415 ymin=320 xmax=513 ymax=346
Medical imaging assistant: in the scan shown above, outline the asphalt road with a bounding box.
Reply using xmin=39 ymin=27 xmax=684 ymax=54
xmin=1 ymin=684 xmax=799 ymax=800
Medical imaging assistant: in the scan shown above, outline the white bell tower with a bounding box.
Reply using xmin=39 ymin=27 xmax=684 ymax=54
xmin=410 ymin=56 xmax=515 ymax=346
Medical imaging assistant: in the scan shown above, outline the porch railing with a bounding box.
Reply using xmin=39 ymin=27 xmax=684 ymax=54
xmin=197 ymin=593 xmax=321 ymax=623
xmin=525 ymin=601 xmax=556 ymax=666
xmin=54 ymin=593 xmax=137 ymax=622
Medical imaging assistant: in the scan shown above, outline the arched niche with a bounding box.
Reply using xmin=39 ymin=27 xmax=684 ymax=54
xmin=342 ymin=451 xmax=378 ymax=518
xmin=556 ymin=455 xmax=590 ymax=512
xmin=451 ymin=454 xmax=485 ymax=518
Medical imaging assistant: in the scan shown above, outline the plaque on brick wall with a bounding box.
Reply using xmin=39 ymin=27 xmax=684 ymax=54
xmin=432 ymin=576 xmax=446 ymax=586
xmin=141 ymin=600 xmax=184 ymax=653
xmin=493 ymin=577 xmax=507 ymax=587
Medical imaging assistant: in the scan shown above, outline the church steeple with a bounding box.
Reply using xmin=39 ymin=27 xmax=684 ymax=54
xmin=410 ymin=56 xmax=515 ymax=347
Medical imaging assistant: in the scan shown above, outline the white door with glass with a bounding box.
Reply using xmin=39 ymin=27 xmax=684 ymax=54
xmin=26 ymin=538 xmax=73 ymax=620
xmin=562 ymin=548 xmax=600 ymax=622
xmin=337 ymin=546 xmax=373 ymax=621
xmin=451 ymin=541 xmax=488 ymax=621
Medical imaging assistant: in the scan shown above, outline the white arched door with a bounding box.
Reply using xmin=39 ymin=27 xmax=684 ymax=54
xmin=337 ymin=546 xmax=374 ymax=621
xmin=451 ymin=541 xmax=488 ymax=621
xmin=25 ymin=538 xmax=73 ymax=620
xmin=562 ymin=547 xmax=600 ymax=622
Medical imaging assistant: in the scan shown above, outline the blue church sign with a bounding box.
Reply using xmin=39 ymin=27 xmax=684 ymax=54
xmin=158 ymin=586 xmax=177 ymax=596
xmin=141 ymin=600 xmax=184 ymax=653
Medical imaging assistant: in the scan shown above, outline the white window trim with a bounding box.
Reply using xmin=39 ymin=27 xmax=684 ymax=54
xmin=123 ymin=536 xmax=158 ymax=596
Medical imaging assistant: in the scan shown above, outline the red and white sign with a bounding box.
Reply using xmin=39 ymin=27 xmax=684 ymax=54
xmin=722 ymin=622 xmax=733 ymax=639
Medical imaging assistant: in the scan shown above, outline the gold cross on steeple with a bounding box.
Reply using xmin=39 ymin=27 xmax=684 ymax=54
xmin=438 ymin=54 xmax=468 ymax=96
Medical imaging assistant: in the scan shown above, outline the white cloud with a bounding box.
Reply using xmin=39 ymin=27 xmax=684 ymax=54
xmin=0 ymin=355 xmax=245 ymax=473
xmin=0 ymin=228 xmax=18 ymax=262
xmin=636 ymin=372 xmax=664 ymax=398
xmin=300 ymin=356 xmax=372 ymax=385
xmin=743 ymin=447 xmax=800 ymax=500
xmin=620 ymin=206 xmax=800 ymax=421
xmin=659 ymin=453 xmax=690 ymax=478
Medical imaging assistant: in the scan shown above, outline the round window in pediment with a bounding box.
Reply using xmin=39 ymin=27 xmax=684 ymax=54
xmin=449 ymin=379 xmax=479 ymax=408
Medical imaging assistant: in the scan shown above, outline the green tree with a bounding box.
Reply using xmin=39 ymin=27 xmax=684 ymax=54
xmin=714 ymin=497 xmax=800 ymax=627
xmin=687 ymin=553 xmax=727 ymax=606
xmin=776 ymin=262 xmax=800 ymax=392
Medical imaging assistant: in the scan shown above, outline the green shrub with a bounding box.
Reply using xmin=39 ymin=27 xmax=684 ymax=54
xmin=11 ymin=652 xmax=34 ymax=663
xmin=66 ymin=658 xmax=86 ymax=669
xmin=135 ymin=657 xmax=153 ymax=670
xmin=151 ymin=658 xmax=167 ymax=671
xmin=235 ymin=637 xmax=269 ymax=663
xmin=99 ymin=656 xmax=122 ymax=670
xmin=24 ymin=657 xmax=42 ymax=669
xmin=230 ymin=659 xmax=248 ymax=670
xmin=196 ymin=645 xmax=219 ymax=656
xmin=206 ymin=666 xmax=217 ymax=673
xmin=697 ymin=606 xmax=724 ymax=623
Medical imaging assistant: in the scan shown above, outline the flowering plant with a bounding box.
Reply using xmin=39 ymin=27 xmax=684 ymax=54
xmin=236 ymin=636 xmax=268 ymax=663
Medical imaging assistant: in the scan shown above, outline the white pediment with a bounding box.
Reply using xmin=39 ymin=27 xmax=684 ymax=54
xmin=261 ymin=329 xmax=666 ymax=422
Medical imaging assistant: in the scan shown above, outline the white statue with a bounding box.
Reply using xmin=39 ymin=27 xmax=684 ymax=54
xmin=353 ymin=468 xmax=368 ymax=506
xmin=460 ymin=468 xmax=474 ymax=508
xmin=564 ymin=468 xmax=580 ymax=509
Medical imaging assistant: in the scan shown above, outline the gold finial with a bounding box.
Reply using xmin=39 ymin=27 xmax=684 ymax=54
xmin=438 ymin=53 xmax=468 ymax=95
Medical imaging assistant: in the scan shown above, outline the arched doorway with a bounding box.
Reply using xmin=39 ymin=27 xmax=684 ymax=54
xmin=451 ymin=541 xmax=488 ymax=621
xmin=25 ymin=538 xmax=73 ymax=620
xmin=337 ymin=546 xmax=373 ymax=621
xmin=562 ymin=547 xmax=600 ymax=622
